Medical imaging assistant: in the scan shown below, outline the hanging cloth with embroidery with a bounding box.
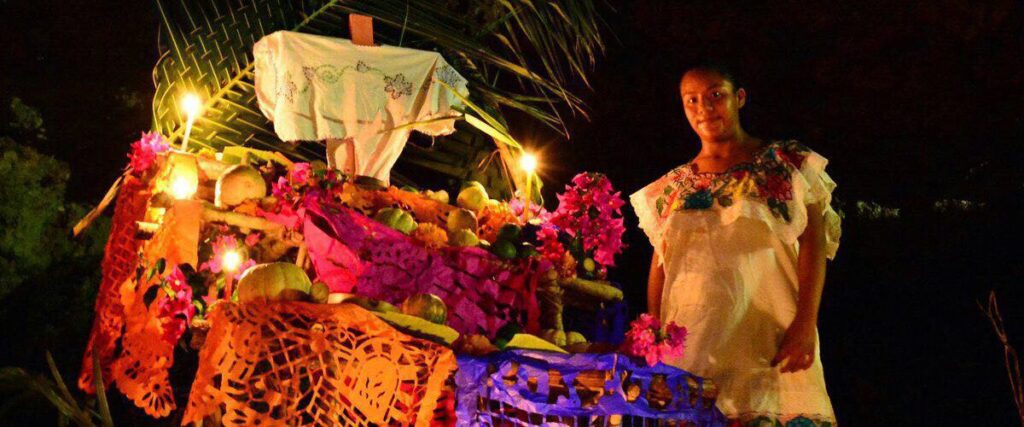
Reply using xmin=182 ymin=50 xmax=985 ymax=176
xmin=254 ymin=31 xmax=469 ymax=184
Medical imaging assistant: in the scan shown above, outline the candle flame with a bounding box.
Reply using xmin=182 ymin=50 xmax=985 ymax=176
xmin=222 ymin=250 xmax=243 ymax=272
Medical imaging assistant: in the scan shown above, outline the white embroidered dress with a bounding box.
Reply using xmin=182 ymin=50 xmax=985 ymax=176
xmin=254 ymin=31 xmax=469 ymax=183
xmin=630 ymin=140 xmax=841 ymax=425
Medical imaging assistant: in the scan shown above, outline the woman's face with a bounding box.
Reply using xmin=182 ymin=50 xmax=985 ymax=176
xmin=680 ymin=69 xmax=746 ymax=142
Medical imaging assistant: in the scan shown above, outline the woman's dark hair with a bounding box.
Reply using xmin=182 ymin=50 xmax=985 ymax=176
xmin=681 ymin=61 xmax=743 ymax=89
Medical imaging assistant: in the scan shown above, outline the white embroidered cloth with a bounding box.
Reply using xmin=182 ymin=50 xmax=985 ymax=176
xmin=254 ymin=31 xmax=469 ymax=182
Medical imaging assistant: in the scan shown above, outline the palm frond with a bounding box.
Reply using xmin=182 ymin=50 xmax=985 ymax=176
xmin=151 ymin=0 xmax=604 ymax=187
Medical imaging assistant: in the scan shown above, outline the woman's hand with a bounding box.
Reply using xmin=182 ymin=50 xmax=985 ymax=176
xmin=771 ymin=316 xmax=817 ymax=373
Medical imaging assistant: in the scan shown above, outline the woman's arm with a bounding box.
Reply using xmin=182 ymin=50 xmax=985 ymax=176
xmin=648 ymin=252 xmax=665 ymax=319
xmin=772 ymin=202 xmax=828 ymax=373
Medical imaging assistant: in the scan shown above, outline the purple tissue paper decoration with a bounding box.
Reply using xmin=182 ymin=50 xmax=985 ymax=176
xmin=455 ymin=350 xmax=728 ymax=426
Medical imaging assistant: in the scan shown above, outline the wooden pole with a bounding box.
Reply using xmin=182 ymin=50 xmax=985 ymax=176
xmin=349 ymin=14 xmax=374 ymax=46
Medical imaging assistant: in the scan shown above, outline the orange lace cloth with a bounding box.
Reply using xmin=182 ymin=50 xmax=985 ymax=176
xmin=183 ymin=302 xmax=457 ymax=427
xmin=79 ymin=174 xmax=151 ymax=393
xmin=111 ymin=200 xmax=203 ymax=417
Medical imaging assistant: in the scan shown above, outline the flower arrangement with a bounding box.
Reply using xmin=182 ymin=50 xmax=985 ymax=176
xmin=156 ymin=265 xmax=196 ymax=344
xmin=127 ymin=131 xmax=170 ymax=176
xmin=546 ymin=172 xmax=626 ymax=278
xmin=621 ymin=313 xmax=687 ymax=367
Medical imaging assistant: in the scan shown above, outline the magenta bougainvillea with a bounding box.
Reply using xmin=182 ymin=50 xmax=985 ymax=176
xmin=200 ymin=235 xmax=254 ymax=279
xmin=127 ymin=132 xmax=170 ymax=176
xmin=549 ymin=172 xmax=627 ymax=268
xmin=622 ymin=313 xmax=687 ymax=367
xmin=157 ymin=266 xmax=196 ymax=344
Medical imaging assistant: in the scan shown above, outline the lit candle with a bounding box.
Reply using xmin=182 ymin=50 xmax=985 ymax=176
xmin=221 ymin=249 xmax=243 ymax=299
xmin=519 ymin=151 xmax=538 ymax=219
xmin=164 ymin=152 xmax=199 ymax=200
xmin=180 ymin=93 xmax=202 ymax=151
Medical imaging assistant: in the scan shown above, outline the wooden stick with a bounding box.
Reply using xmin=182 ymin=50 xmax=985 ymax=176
xmin=73 ymin=174 xmax=124 ymax=237
xmin=559 ymin=277 xmax=623 ymax=302
xmin=350 ymin=14 xmax=374 ymax=46
xmin=150 ymin=194 xmax=283 ymax=231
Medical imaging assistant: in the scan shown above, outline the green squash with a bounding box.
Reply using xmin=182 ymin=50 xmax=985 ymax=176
xmin=448 ymin=229 xmax=480 ymax=247
xmin=216 ymin=165 xmax=267 ymax=208
xmin=446 ymin=208 xmax=478 ymax=234
xmin=237 ymin=262 xmax=312 ymax=302
xmin=400 ymin=294 xmax=448 ymax=324
xmin=456 ymin=183 xmax=489 ymax=211
xmin=373 ymin=207 xmax=418 ymax=234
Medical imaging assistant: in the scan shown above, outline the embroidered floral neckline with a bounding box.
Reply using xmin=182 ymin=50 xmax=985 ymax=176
xmin=655 ymin=140 xmax=811 ymax=223
xmin=684 ymin=141 xmax=773 ymax=176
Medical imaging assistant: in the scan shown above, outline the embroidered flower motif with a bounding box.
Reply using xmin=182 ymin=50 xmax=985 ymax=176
xmin=683 ymin=189 xmax=713 ymax=210
xmin=435 ymin=64 xmax=462 ymax=87
xmin=302 ymin=66 xmax=316 ymax=81
xmin=278 ymin=73 xmax=298 ymax=103
xmin=656 ymin=140 xmax=812 ymax=223
xmin=355 ymin=60 xmax=370 ymax=73
xmin=384 ymin=73 xmax=413 ymax=99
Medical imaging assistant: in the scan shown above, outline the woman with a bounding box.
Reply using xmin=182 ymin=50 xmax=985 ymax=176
xmin=630 ymin=64 xmax=841 ymax=426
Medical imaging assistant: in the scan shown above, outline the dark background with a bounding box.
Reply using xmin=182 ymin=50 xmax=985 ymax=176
xmin=2 ymin=0 xmax=1023 ymax=424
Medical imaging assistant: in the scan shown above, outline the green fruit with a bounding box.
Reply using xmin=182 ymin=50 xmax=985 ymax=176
xmin=310 ymin=282 xmax=330 ymax=304
xmin=583 ymin=257 xmax=597 ymax=272
xmin=566 ymin=331 xmax=588 ymax=346
xmin=400 ymin=185 xmax=420 ymax=193
xmin=497 ymin=224 xmax=522 ymax=242
xmin=424 ymin=189 xmax=450 ymax=204
xmin=457 ymin=185 xmax=489 ymax=211
xmin=540 ymin=329 xmax=567 ymax=347
xmin=506 ymin=333 xmax=568 ymax=354
xmin=374 ymin=207 xmax=418 ymax=234
xmin=216 ymin=165 xmax=267 ymax=208
xmin=376 ymin=311 xmax=460 ymax=345
xmin=493 ymin=240 xmax=517 ymax=260
xmin=449 ymin=229 xmax=480 ymax=247
xmin=400 ymin=294 xmax=448 ymax=324
xmin=237 ymin=262 xmax=312 ymax=302
xmin=345 ymin=296 xmax=399 ymax=313
xmin=518 ymin=243 xmax=538 ymax=258
xmin=446 ymin=208 xmax=478 ymax=234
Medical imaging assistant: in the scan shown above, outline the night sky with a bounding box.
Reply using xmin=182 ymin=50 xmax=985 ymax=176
xmin=2 ymin=0 xmax=1024 ymax=424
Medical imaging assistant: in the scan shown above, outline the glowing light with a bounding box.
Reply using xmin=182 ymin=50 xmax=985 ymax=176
xmin=170 ymin=175 xmax=197 ymax=200
xmin=180 ymin=92 xmax=203 ymax=150
xmin=181 ymin=93 xmax=202 ymax=119
xmin=519 ymin=152 xmax=538 ymax=174
xmin=162 ymin=152 xmax=199 ymax=200
xmin=222 ymin=250 xmax=243 ymax=272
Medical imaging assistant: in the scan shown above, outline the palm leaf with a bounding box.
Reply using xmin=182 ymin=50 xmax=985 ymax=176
xmin=151 ymin=0 xmax=604 ymax=187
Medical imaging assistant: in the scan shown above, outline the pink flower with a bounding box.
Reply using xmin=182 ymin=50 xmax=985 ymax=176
xmin=201 ymin=235 xmax=253 ymax=278
xmin=289 ymin=162 xmax=312 ymax=186
xmin=157 ymin=266 xmax=196 ymax=344
xmin=622 ymin=313 xmax=687 ymax=366
xmin=549 ymin=173 xmax=626 ymax=268
xmin=127 ymin=132 xmax=170 ymax=176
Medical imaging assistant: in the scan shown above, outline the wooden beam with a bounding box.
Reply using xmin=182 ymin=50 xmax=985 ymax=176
xmin=349 ymin=14 xmax=374 ymax=46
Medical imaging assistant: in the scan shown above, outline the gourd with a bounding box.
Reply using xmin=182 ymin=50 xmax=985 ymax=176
xmin=400 ymin=294 xmax=448 ymax=324
xmin=448 ymin=229 xmax=480 ymax=247
xmin=216 ymin=165 xmax=267 ymax=208
xmin=373 ymin=207 xmax=417 ymax=234
xmin=446 ymin=208 xmax=477 ymax=234
xmin=456 ymin=182 xmax=489 ymax=211
xmin=237 ymin=262 xmax=312 ymax=302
